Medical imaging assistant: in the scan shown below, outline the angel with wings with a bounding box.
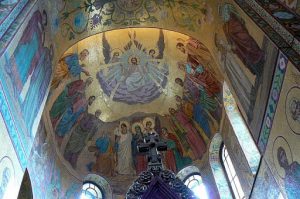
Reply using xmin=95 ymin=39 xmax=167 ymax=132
xmin=97 ymin=30 xmax=169 ymax=104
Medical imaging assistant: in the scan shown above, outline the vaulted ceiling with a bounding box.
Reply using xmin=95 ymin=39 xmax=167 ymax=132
xmin=44 ymin=0 xmax=228 ymax=194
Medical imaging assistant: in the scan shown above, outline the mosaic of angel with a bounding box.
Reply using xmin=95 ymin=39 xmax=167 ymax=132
xmin=97 ymin=30 xmax=169 ymax=104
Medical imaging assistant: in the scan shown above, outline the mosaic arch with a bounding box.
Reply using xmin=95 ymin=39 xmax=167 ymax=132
xmin=46 ymin=28 xmax=224 ymax=194
xmin=223 ymin=82 xmax=261 ymax=174
xmin=209 ymin=133 xmax=232 ymax=199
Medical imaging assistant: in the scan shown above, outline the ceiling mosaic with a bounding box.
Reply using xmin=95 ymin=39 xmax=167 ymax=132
xmin=48 ymin=28 xmax=222 ymax=122
xmin=46 ymin=28 xmax=223 ymax=194
xmin=55 ymin=0 xmax=214 ymax=40
xmin=45 ymin=0 xmax=221 ymax=62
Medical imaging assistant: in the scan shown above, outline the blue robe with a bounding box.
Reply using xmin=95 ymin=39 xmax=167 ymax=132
xmin=64 ymin=54 xmax=83 ymax=76
xmin=56 ymin=106 xmax=85 ymax=137
xmin=96 ymin=136 xmax=110 ymax=153
xmin=285 ymin=162 xmax=300 ymax=199
xmin=193 ymin=103 xmax=211 ymax=138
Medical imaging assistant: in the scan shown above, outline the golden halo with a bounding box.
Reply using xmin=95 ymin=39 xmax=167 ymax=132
xmin=142 ymin=117 xmax=155 ymax=130
xmin=272 ymin=136 xmax=293 ymax=179
xmin=148 ymin=48 xmax=159 ymax=56
xmin=111 ymin=49 xmax=123 ymax=57
xmin=285 ymin=86 xmax=300 ymax=134
xmin=131 ymin=122 xmax=143 ymax=134
xmin=119 ymin=121 xmax=130 ymax=131
xmin=128 ymin=55 xmax=140 ymax=65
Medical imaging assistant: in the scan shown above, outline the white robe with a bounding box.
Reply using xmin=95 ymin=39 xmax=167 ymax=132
xmin=114 ymin=129 xmax=135 ymax=175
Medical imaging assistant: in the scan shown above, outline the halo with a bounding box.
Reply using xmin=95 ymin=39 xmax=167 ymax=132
xmin=0 ymin=156 xmax=15 ymax=185
xmin=119 ymin=121 xmax=130 ymax=130
xmin=131 ymin=122 xmax=144 ymax=134
xmin=148 ymin=47 xmax=158 ymax=56
xmin=128 ymin=55 xmax=140 ymax=65
xmin=120 ymin=47 xmax=147 ymax=68
xmin=285 ymin=86 xmax=300 ymax=134
xmin=176 ymin=38 xmax=186 ymax=43
xmin=142 ymin=117 xmax=155 ymax=130
xmin=272 ymin=136 xmax=293 ymax=179
xmin=110 ymin=49 xmax=123 ymax=57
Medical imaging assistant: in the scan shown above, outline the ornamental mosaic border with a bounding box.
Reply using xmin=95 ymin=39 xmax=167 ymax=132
xmin=247 ymin=0 xmax=294 ymax=45
xmin=0 ymin=82 xmax=27 ymax=170
xmin=0 ymin=0 xmax=37 ymax=58
xmin=0 ymin=0 xmax=29 ymax=39
xmin=258 ymin=52 xmax=288 ymax=153
xmin=234 ymin=0 xmax=300 ymax=70
xmin=0 ymin=69 xmax=31 ymax=150
xmin=254 ymin=0 xmax=300 ymax=45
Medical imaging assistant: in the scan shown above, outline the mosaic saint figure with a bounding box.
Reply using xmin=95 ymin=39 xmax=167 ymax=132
xmin=177 ymin=60 xmax=221 ymax=98
xmin=21 ymin=47 xmax=52 ymax=132
xmin=161 ymin=127 xmax=192 ymax=172
xmin=176 ymin=38 xmax=214 ymax=73
xmin=124 ymin=57 xmax=147 ymax=92
xmin=143 ymin=120 xmax=158 ymax=136
xmin=277 ymin=147 xmax=300 ymax=198
xmin=168 ymin=108 xmax=206 ymax=159
xmin=220 ymin=3 xmax=265 ymax=76
xmin=50 ymin=77 xmax=93 ymax=127
xmin=175 ymin=78 xmax=220 ymax=124
xmin=175 ymin=95 xmax=212 ymax=139
xmin=56 ymin=95 xmax=96 ymax=141
xmin=51 ymin=49 xmax=90 ymax=89
xmin=114 ymin=123 xmax=135 ymax=175
xmin=175 ymin=77 xmax=198 ymax=101
xmin=131 ymin=124 xmax=147 ymax=175
xmin=89 ymin=131 xmax=115 ymax=177
xmin=6 ymin=11 xmax=44 ymax=97
xmin=214 ymin=33 xmax=253 ymax=115
xmin=97 ymin=30 xmax=169 ymax=104
xmin=64 ymin=110 xmax=102 ymax=168
xmin=290 ymin=98 xmax=300 ymax=123
xmin=4 ymin=11 xmax=52 ymax=132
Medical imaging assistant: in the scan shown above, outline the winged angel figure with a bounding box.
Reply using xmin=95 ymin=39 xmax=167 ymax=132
xmin=97 ymin=30 xmax=169 ymax=104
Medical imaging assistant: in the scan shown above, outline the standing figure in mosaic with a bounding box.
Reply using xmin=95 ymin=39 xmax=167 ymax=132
xmin=131 ymin=124 xmax=147 ymax=175
xmin=168 ymin=108 xmax=206 ymax=160
xmin=220 ymin=3 xmax=265 ymax=77
xmin=143 ymin=119 xmax=158 ymax=136
xmin=214 ymin=33 xmax=253 ymax=116
xmin=88 ymin=131 xmax=115 ymax=177
xmin=64 ymin=110 xmax=102 ymax=168
xmin=114 ymin=123 xmax=135 ymax=175
xmin=55 ymin=95 xmax=96 ymax=143
xmin=161 ymin=127 xmax=192 ymax=172
xmin=50 ymin=77 xmax=93 ymax=127
xmin=176 ymin=37 xmax=216 ymax=75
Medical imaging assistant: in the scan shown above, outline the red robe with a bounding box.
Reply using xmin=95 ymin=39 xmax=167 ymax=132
xmin=224 ymin=13 xmax=264 ymax=75
xmin=174 ymin=111 xmax=206 ymax=159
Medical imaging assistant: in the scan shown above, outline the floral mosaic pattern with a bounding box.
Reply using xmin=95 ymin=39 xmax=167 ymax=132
xmin=258 ymin=52 xmax=288 ymax=153
xmin=57 ymin=0 xmax=212 ymax=40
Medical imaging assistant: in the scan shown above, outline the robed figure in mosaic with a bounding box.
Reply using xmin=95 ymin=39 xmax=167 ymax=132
xmin=97 ymin=30 xmax=169 ymax=104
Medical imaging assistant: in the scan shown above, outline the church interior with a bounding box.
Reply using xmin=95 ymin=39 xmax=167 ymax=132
xmin=0 ymin=0 xmax=299 ymax=198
